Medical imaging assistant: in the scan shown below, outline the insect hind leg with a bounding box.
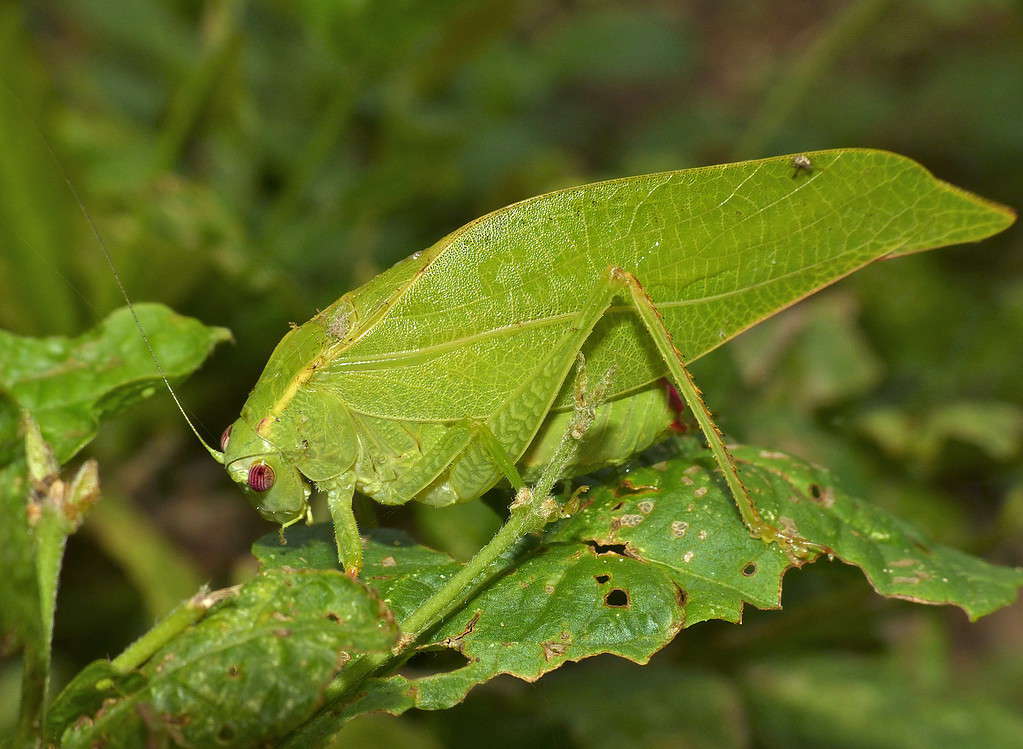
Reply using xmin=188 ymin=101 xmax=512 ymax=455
xmin=605 ymin=267 xmax=816 ymax=560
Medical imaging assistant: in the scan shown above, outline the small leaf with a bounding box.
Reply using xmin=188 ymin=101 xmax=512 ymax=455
xmin=55 ymin=569 xmax=398 ymax=748
xmin=0 ymin=303 xmax=231 ymax=463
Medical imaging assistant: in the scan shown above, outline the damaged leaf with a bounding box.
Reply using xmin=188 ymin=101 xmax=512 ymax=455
xmin=52 ymin=569 xmax=399 ymax=748
xmin=255 ymin=441 xmax=1022 ymax=742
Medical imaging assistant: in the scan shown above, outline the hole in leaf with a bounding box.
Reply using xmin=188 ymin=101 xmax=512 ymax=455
xmin=604 ymin=588 xmax=630 ymax=607
xmin=594 ymin=574 xmax=611 ymax=584
xmin=809 ymin=483 xmax=822 ymax=499
xmin=585 ymin=540 xmax=629 ymax=556
xmin=742 ymin=562 xmax=757 ymax=577
xmin=217 ymin=724 xmax=236 ymax=743
xmin=399 ymin=648 xmax=470 ymax=678
xmin=326 ymin=612 xmax=341 ymax=623
xmin=611 ymin=501 xmax=625 ymax=511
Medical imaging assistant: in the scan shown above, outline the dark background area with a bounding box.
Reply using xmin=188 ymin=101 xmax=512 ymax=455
xmin=1 ymin=1 xmax=1021 ymax=745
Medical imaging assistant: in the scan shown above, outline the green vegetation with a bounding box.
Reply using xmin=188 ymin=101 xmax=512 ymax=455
xmin=2 ymin=2 xmax=1022 ymax=747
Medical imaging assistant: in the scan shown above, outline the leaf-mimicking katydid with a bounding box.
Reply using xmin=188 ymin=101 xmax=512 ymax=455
xmin=209 ymin=149 xmax=1014 ymax=574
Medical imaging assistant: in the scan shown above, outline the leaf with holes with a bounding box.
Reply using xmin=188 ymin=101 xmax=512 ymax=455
xmin=51 ymin=569 xmax=398 ymax=748
xmin=254 ymin=440 xmax=1022 ymax=742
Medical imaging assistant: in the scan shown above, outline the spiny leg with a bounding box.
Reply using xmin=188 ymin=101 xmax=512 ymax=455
xmin=607 ymin=267 xmax=814 ymax=558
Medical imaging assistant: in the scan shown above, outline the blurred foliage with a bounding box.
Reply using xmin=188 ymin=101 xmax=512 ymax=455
xmin=0 ymin=0 xmax=1021 ymax=745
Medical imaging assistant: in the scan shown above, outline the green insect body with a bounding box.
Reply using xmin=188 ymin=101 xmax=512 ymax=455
xmin=220 ymin=149 xmax=1013 ymax=573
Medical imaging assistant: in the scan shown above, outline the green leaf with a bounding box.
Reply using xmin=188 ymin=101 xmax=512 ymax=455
xmin=53 ymin=569 xmax=399 ymax=748
xmin=0 ymin=303 xmax=231 ymax=464
xmin=0 ymin=304 xmax=227 ymax=743
xmin=1 ymin=304 xmax=229 ymax=645
xmin=257 ymin=440 xmax=1022 ymax=739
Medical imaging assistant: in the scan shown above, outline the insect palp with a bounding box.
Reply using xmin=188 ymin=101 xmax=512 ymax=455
xmin=247 ymin=462 xmax=276 ymax=492
xmin=791 ymin=154 xmax=814 ymax=178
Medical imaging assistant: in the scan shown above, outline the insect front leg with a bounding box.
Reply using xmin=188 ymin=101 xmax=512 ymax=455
xmin=319 ymin=473 xmax=360 ymax=576
xmin=605 ymin=268 xmax=817 ymax=560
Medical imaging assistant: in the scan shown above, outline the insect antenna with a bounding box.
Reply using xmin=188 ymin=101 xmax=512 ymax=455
xmin=28 ymin=104 xmax=225 ymax=463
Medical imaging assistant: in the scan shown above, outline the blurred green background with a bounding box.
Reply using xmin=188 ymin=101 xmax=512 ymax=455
xmin=1 ymin=0 xmax=1021 ymax=745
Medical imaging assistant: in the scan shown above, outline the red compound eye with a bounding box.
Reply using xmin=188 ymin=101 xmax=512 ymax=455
xmin=247 ymin=462 xmax=275 ymax=492
xmin=220 ymin=424 xmax=233 ymax=451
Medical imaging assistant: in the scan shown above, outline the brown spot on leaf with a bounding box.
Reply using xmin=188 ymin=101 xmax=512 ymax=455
xmin=808 ymin=482 xmax=835 ymax=507
xmin=670 ymin=520 xmax=689 ymax=538
xmin=227 ymin=665 xmax=241 ymax=678
xmin=326 ymin=612 xmax=341 ymax=623
xmin=615 ymin=514 xmax=644 ymax=528
xmin=273 ymin=628 xmax=292 ymax=638
xmin=675 ymin=587 xmax=688 ymax=606
xmin=381 ymin=556 xmax=397 ymax=567
xmin=542 ymin=640 xmax=570 ymax=661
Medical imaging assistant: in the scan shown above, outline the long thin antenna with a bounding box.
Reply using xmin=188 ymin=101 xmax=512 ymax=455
xmin=36 ymin=124 xmax=225 ymax=463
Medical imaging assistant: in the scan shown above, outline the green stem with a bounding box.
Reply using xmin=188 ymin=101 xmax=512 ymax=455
xmin=734 ymin=0 xmax=890 ymax=159
xmin=111 ymin=587 xmax=238 ymax=674
xmin=399 ymin=501 xmax=548 ymax=644
xmin=16 ymin=506 xmax=66 ymax=745
xmin=282 ymin=496 xmax=556 ymax=748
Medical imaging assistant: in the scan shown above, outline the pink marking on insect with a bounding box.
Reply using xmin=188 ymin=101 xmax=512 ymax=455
xmin=662 ymin=379 xmax=687 ymax=433
xmin=247 ymin=462 xmax=275 ymax=492
xmin=220 ymin=424 xmax=233 ymax=451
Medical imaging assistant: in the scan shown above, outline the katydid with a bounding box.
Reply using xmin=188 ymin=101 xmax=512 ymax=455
xmin=204 ymin=149 xmax=1013 ymax=574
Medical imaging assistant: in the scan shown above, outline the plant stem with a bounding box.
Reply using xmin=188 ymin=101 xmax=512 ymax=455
xmin=734 ymin=0 xmax=890 ymax=159
xmin=111 ymin=586 xmax=239 ymax=673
